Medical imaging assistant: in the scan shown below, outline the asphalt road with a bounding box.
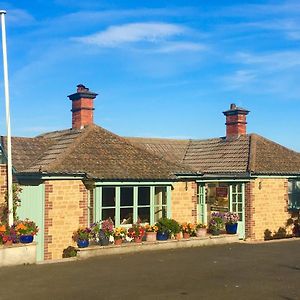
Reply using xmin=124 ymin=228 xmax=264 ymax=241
xmin=1 ymin=239 xmax=300 ymax=300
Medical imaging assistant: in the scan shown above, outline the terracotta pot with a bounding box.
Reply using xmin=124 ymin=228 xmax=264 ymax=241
xmin=114 ymin=238 xmax=123 ymax=246
xmin=146 ymin=232 xmax=157 ymax=242
xmin=134 ymin=236 xmax=142 ymax=243
xmin=196 ymin=228 xmax=207 ymax=237
xmin=183 ymin=232 xmax=190 ymax=239
xmin=175 ymin=232 xmax=182 ymax=240
xmin=4 ymin=240 xmax=13 ymax=246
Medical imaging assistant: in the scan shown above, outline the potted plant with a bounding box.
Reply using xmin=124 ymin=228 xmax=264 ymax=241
xmin=91 ymin=218 xmax=114 ymax=246
xmin=196 ymin=223 xmax=207 ymax=237
xmin=14 ymin=219 xmax=39 ymax=244
xmin=113 ymin=227 xmax=127 ymax=245
xmin=155 ymin=218 xmax=173 ymax=241
xmin=181 ymin=222 xmax=196 ymax=239
xmin=167 ymin=219 xmax=181 ymax=240
xmin=127 ymin=224 xmax=146 ymax=243
xmin=223 ymin=212 xmax=239 ymax=234
xmin=0 ymin=223 xmax=13 ymax=246
xmin=144 ymin=224 xmax=158 ymax=242
xmin=208 ymin=212 xmax=224 ymax=236
xmin=72 ymin=227 xmax=91 ymax=248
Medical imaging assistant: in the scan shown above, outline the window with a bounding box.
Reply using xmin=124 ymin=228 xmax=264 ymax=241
xmin=95 ymin=185 xmax=170 ymax=226
xmin=288 ymin=181 xmax=300 ymax=210
xmin=138 ymin=187 xmax=150 ymax=223
xmin=154 ymin=187 xmax=167 ymax=222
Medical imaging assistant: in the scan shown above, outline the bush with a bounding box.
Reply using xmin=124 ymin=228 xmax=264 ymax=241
xmin=62 ymin=246 xmax=78 ymax=258
xmin=155 ymin=218 xmax=180 ymax=235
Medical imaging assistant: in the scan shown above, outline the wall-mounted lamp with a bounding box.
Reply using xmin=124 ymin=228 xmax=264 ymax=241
xmin=259 ymin=180 xmax=262 ymax=190
xmin=185 ymin=182 xmax=188 ymax=191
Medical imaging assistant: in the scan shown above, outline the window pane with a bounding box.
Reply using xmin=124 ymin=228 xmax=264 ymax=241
xmin=238 ymin=194 xmax=243 ymax=203
xmin=102 ymin=208 xmax=115 ymax=223
xmin=238 ymin=213 xmax=243 ymax=221
xmin=120 ymin=187 xmax=133 ymax=206
xmin=138 ymin=207 xmax=150 ymax=223
xmin=155 ymin=187 xmax=167 ymax=206
xmin=238 ymin=203 xmax=243 ymax=212
xmin=120 ymin=208 xmax=133 ymax=224
xmin=138 ymin=187 xmax=150 ymax=206
xmin=154 ymin=206 xmax=167 ymax=223
xmin=102 ymin=187 xmax=115 ymax=207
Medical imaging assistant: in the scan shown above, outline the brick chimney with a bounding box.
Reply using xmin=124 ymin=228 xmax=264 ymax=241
xmin=68 ymin=84 xmax=98 ymax=129
xmin=223 ymin=103 xmax=249 ymax=140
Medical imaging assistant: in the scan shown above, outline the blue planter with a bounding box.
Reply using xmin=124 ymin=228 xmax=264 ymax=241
xmin=19 ymin=235 xmax=34 ymax=244
xmin=77 ymin=240 xmax=89 ymax=248
xmin=226 ymin=223 xmax=238 ymax=234
xmin=156 ymin=231 xmax=169 ymax=241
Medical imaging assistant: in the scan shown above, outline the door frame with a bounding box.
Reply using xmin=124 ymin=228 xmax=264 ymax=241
xmin=197 ymin=181 xmax=246 ymax=239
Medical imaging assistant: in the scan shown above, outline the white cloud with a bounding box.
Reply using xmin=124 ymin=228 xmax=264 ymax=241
xmin=156 ymin=41 xmax=207 ymax=53
xmin=236 ymin=51 xmax=300 ymax=71
xmin=74 ymin=22 xmax=186 ymax=47
xmin=6 ymin=9 xmax=35 ymax=26
xmin=222 ymin=70 xmax=256 ymax=90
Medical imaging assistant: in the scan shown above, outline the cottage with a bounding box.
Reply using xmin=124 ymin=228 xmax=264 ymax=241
xmin=0 ymin=84 xmax=299 ymax=261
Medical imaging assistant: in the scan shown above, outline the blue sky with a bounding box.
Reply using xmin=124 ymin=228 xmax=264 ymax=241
xmin=0 ymin=0 xmax=300 ymax=150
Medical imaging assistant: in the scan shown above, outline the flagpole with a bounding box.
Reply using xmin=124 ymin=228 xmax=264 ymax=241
xmin=0 ymin=10 xmax=14 ymax=226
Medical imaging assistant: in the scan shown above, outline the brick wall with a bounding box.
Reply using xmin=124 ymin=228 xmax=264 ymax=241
xmin=250 ymin=178 xmax=291 ymax=240
xmin=0 ymin=165 xmax=7 ymax=206
xmin=171 ymin=181 xmax=197 ymax=223
xmin=44 ymin=180 xmax=89 ymax=260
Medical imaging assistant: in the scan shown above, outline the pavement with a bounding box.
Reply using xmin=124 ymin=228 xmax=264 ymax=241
xmin=0 ymin=239 xmax=299 ymax=300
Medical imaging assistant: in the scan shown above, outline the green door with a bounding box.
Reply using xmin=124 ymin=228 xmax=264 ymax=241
xmin=198 ymin=184 xmax=207 ymax=225
xmin=229 ymin=183 xmax=245 ymax=239
xmin=18 ymin=184 xmax=45 ymax=261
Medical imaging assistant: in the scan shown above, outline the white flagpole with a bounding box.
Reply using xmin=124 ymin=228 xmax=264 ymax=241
xmin=0 ymin=10 xmax=14 ymax=226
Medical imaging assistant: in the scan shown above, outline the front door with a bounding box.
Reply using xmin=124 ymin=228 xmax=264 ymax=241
xmin=229 ymin=183 xmax=245 ymax=239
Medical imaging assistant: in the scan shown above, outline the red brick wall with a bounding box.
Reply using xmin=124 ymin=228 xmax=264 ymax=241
xmin=226 ymin=114 xmax=247 ymax=138
xmin=72 ymin=98 xmax=94 ymax=129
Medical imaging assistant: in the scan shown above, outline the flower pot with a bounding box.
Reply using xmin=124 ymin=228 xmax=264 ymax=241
xmin=77 ymin=239 xmax=89 ymax=248
xmin=99 ymin=230 xmax=110 ymax=246
xmin=156 ymin=231 xmax=169 ymax=241
xmin=226 ymin=223 xmax=238 ymax=234
xmin=211 ymin=229 xmax=220 ymax=236
xmin=134 ymin=237 xmax=142 ymax=243
xmin=19 ymin=235 xmax=34 ymax=244
xmin=114 ymin=238 xmax=123 ymax=246
xmin=196 ymin=228 xmax=207 ymax=237
xmin=175 ymin=232 xmax=182 ymax=240
xmin=4 ymin=240 xmax=13 ymax=246
xmin=183 ymin=232 xmax=190 ymax=239
xmin=146 ymin=232 xmax=157 ymax=242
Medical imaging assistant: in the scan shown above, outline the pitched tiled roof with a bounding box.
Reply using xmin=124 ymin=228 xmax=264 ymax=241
xmin=1 ymin=136 xmax=53 ymax=172
xmin=183 ymin=135 xmax=250 ymax=174
xmin=2 ymin=126 xmax=300 ymax=179
xmin=132 ymin=134 xmax=300 ymax=176
xmin=10 ymin=125 xmax=190 ymax=180
xmin=126 ymin=137 xmax=190 ymax=164
xmin=249 ymin=134 xmax=300 ymax=175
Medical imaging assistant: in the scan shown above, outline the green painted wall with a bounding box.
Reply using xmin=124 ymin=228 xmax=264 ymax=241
xmin=18 ymin=184 xmax=45 ymax=261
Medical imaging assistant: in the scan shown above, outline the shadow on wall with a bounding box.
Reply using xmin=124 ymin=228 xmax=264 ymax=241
xmin=264 ymin=211 xmax=300 ymax=241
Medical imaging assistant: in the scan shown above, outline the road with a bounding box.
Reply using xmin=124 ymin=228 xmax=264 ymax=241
xmin=0 ymin=239 xmax=300 ymax=300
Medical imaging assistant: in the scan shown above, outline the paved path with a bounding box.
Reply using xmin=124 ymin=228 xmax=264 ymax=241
xmin=1 ymin=239 xmax=300 ymax=300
